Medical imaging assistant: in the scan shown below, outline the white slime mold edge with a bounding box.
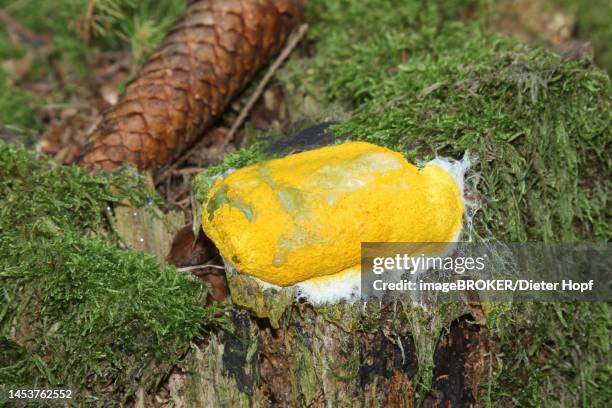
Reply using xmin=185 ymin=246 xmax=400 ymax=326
xmin=226 ymin=154 xmax=472 ymax=305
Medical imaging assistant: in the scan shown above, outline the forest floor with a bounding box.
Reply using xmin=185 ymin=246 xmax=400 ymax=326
xmin=0 ymin=0 xmax=610 ymax=406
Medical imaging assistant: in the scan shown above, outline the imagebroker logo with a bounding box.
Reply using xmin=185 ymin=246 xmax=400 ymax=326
xmin=371 ymin=278 xmax=595 ymax=293
xmin=361 ymin=242 xmax=610 ymax=303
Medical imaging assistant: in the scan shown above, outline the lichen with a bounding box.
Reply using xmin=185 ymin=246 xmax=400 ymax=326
xmin=225 ymin=265 xmax=295 ymax=329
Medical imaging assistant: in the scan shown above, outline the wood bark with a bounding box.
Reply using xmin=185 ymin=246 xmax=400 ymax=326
xmin=78 ymin=0 xmax=303 ymax=172
xmin=165 ymin=268 xmax=488 ymax=407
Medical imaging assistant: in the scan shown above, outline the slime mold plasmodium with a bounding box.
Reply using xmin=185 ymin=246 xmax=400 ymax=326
xmin=202 ymin=141 xmax=468 ymax=298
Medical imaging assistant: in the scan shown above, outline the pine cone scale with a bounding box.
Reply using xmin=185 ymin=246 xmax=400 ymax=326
xmin=79 ymin=0 xmax=303 ymax=171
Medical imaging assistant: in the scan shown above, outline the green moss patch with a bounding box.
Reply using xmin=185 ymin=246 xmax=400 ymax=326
xmin=299 ymin=3 xmax=611 ymax=404
xmin=0 ymin=0 xmax=186 ymax=65
xmin=0 ymin=72 xmax=41 ymax=138
xmin=0 ymin=142 xmax=223 ymax=404
xmin=484 ymin=302 xmax=610 ymax=406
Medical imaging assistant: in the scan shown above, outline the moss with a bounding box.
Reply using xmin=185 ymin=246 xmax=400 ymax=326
xmin=0 ymin=72 xmax=41 ymax=138
xmin=0 ymin=0 xmax=185 ymax=59
xmin=327 ymin=29 xmax=610 ymax=242
xmin=298 ymin=3 xmax=610 ymax=404
xmin=483 ymin=302 xmax=610 ymax=407
xmin=203 ymin=0 xmax=610 ymax=405
xmin=296 ymin=0 xmax=485 ymax=103
xmin=0 ymin=142 xmax=225 ymax=404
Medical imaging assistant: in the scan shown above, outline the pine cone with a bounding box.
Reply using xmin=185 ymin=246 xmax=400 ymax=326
xmin=79 ymin=0 xmax=303 ymax=172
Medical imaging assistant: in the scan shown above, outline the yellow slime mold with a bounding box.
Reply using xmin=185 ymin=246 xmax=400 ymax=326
xmin=202 ymin=141 xmax=464 ymax=287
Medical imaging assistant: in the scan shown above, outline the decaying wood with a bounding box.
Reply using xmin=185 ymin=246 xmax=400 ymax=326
xmin=78 ymin=0 xmax=303 ymax=172
xmin=168 ymin=307 xmax=488 ymax=407
xmin=163 ymin=266 xmax=488 ymax=407
xmin=424 ymin=315 xmax=488 ymax=407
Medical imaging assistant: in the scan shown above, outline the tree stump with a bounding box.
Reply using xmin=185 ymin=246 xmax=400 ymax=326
xmin=166 ymin=267 xmax=488 ymax=407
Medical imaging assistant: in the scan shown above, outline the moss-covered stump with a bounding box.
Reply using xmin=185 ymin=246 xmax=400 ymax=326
xmin=167 ymin=267 xmax=484 ymax=407
xmin=184 ymin=16 xmax=609 ymax=405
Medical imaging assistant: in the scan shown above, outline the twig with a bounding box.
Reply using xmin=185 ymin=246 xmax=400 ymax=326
xmin=222 ymin=23 xmax=309 ymax=149
xmin=0 ymin=10 xmax=47 ymax=48
xmin=40 ymin=102 xmax=90 ymax=111
xmin=174 ymin=167 xmax=205 ymax=175
xmin=154 ymin=23 xmax=309 ymax=185
xmin=178 ymin=264 xmax=225 ymax=272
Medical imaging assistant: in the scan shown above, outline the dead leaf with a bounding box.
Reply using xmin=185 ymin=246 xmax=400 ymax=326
xmin=112 ymin=202 xmax=184 ymax=264
xmin=100 ymin=84 xmax=119 ymax=106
